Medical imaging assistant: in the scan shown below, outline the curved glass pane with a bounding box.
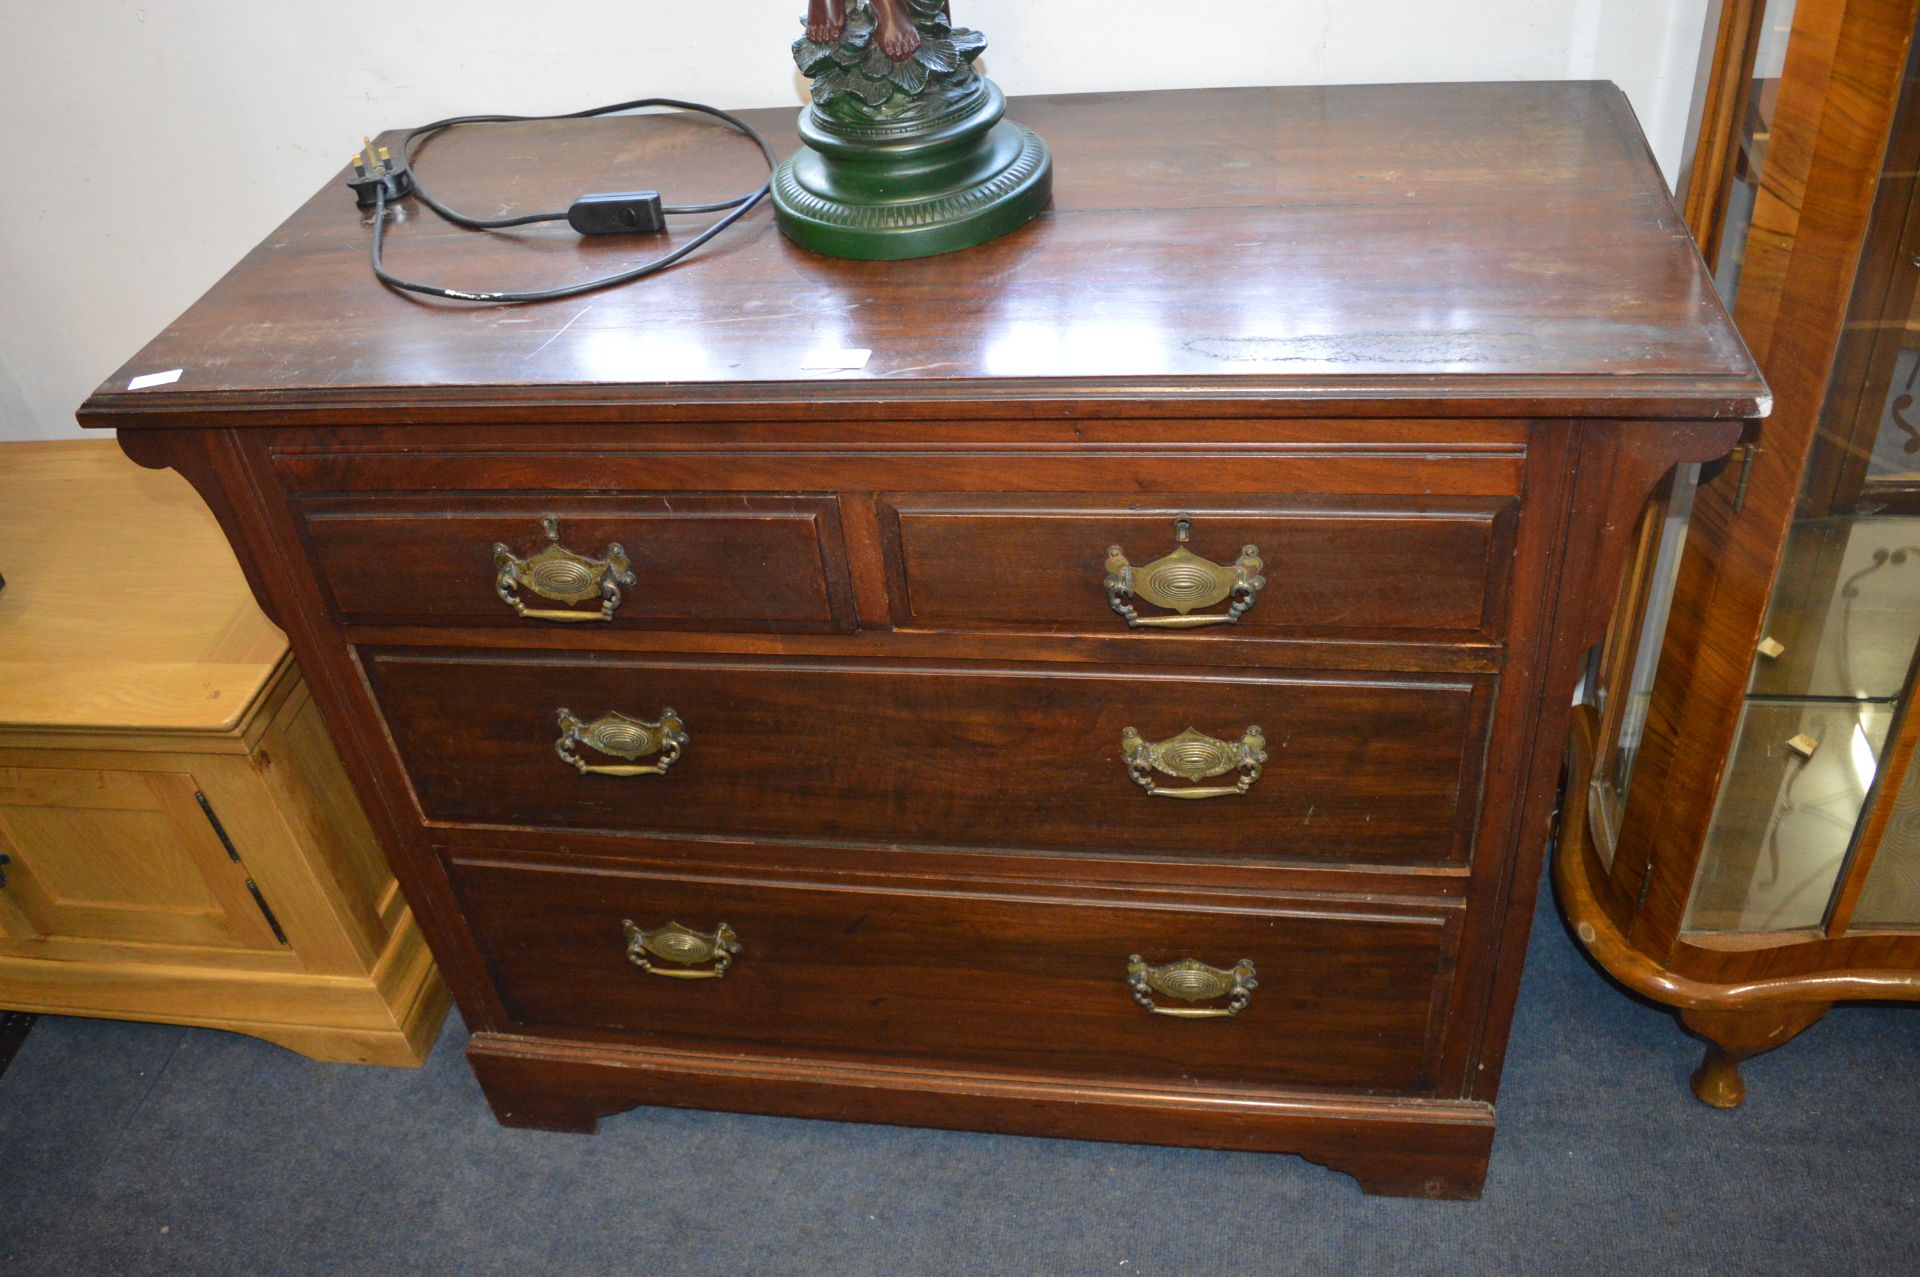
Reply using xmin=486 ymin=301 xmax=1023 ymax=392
xmin=1682 ymin=22 xmax=1920 ymax=935
xmin=1854 ymin=732 xmax=1920 ymax=927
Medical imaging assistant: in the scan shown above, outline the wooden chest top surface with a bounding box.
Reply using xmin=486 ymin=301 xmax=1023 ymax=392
xmin=80 ymin=82 xmax=1764 ymax=427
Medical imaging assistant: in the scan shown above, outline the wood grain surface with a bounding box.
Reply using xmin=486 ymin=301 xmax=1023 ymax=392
xmin=367 ymin=649 xmax=1493 ymax=866
xmin=0 ymin=442 xmax=285 ymax=732
xmin=77 ymin=84 xmax=1763 ymax=426
xmin=448 ymin=849 xmax=1461 ymax=1094
xmin=294 ymin=493 xmax=858 ymax=631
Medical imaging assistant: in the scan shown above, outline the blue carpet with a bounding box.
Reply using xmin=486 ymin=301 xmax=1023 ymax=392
xmin=2 ymin=868 xmax=1915 ymax=1275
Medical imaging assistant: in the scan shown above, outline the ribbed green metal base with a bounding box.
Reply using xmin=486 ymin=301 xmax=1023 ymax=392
xmin=773 ymin=80 xmax=1052 ymax=261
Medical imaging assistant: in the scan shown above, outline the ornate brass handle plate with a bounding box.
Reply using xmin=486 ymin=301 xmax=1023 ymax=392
xmin=494 ymin=515 xmax=637 ymax=622
xmin=1105 ymin=516 xmax=1266 ymax=628
xmin=1121 ymin=725 xmax=1266 ymax=799
xmin=623 ymin=919 xmax=740 ymax=979
xmin=1127 ymin=955 xmax=1258 ymax=1018
xmin=555 ymin=707 xmax=687 ymax=777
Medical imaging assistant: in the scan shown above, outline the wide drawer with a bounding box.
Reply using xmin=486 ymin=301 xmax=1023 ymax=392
xmin=368 ymin=651 xmax=1493 ymax=867
xmin=879 ymin=494 xmax=1516 ymax=640
xmin=446 ymin=850 xmax=1462 ymax=1094
xmin=290 ymin=493 xmax=858 ymax=631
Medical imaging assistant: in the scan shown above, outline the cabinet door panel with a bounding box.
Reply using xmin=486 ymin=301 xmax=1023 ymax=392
xmin=0 ymin=766 xmax=281 ymax=952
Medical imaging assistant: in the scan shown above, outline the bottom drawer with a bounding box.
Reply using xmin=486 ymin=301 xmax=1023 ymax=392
xmin=446 ymin=850 xmax=1463 ymax=1096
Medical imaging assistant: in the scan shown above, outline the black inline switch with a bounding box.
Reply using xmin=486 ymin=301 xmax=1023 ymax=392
xmin=568 ymin=191 xmax=666 ymax=235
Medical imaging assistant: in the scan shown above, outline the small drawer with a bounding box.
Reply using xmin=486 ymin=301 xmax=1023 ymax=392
xmin=445 ymin=849 xmax=1462 ymax=1095
xmin=879 ymin=494 xmax=1516 ymax=640
xmin=290 ymin=493 xmax=858 ymax=632
xmin=367 ymin=650 xmax=1494 ymax=867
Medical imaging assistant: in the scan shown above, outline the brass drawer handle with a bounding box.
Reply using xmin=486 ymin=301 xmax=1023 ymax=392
xmin=1122 ymin=725 xmax=1265 ymax=799
xmin=1105 ymin=516 xmax=1266 ymax=628
xmin=555 ymin=707 xmax=687 ymax=777
xmin=623 ymin=919 xmax=740 ymax=979
xmin=494 ymin=515 xmax=637 ymax=622
xmin=1127 ymin=955 xmax=1258 ymax=1018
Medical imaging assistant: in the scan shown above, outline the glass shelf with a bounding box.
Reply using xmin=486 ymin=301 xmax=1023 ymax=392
xmin=1686 ymin=698 xmax=1897 ymax=932
xmin=1748 ymin=517 xmax=1920 ymax=704
xmin=1686 ymin=509 xmax=1920 ymax=933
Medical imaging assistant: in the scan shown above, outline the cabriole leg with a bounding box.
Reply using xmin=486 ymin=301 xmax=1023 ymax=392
xmin=1679 ymin=1003 xmax=1831 ymax=1108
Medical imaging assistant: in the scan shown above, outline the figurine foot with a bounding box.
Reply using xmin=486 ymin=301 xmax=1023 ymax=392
xmin=873 ymin=0 xmax=921 ymax=59
xmin=804 ymin=0 xmax=846 ymax=44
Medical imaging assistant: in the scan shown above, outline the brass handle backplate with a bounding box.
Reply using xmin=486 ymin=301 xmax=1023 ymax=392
xmin=623 ymin=919 xmax=740 ymax=979
xmin=1127 ymin=955 xmax=1258 ymax=1017
xmin=1122 ymin=725 xmax=1265 ymax=799
xmin=1105 ymin=516 xmax=1266 ymax=628
xmin=494 ymin=515 xmax=637 ymax=622
xmin=556 ymin=707 xmax=687 ymax=777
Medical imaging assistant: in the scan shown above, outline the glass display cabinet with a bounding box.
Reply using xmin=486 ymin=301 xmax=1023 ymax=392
xmin=1558 ymin=0 xmax=1920 ymax=1106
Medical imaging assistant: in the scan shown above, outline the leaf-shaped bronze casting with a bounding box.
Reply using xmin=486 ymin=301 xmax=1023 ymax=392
xmin=851 ymin=73 xmax=894 ymax=106
xmin=888 ymin=56 xmax=930 ymax=93
xmin=793 ymin=38 xmax=838 ymax=75
xmin=948 ymin=28 xmax=986 ymax=58
xmin=917 ymin=36 xmax=959 ymax=74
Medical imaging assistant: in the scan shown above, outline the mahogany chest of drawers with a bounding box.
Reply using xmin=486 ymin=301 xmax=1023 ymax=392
xmin=81 ymin=83 xmax=1765 ymax=1198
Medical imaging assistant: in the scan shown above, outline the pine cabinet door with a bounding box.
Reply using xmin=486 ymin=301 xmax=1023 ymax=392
xmin=0 ymin=765 xmax=283 ymax=954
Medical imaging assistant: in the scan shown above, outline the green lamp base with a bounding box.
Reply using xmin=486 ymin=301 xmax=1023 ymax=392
xmin=772 ymin=79 xmax=1052 ymax=261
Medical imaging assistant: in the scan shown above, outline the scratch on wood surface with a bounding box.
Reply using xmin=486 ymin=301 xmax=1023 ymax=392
xmin=525 ymin=306 xmax=594 ymax=360
xmin=881 ymin=361 xmax=967 ymax=377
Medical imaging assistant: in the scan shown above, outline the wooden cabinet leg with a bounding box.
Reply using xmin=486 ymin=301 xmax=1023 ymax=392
xmin=1317 ymin=1150 xmax=1489 ymax=1200
xmin=1678 ymin=1003 xmax=1830 ymax=1108
xmin=469 ymin=1037 xmax=625 ymax=1134
xmin=1688 ymin=1037 xmax=1746 ymax=1109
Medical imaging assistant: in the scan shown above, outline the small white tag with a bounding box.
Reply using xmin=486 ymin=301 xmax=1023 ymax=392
xmin=800 ymin=347 xmax=871 ymax=371
xmin=127 ymin=369 xmax=183 ymax=390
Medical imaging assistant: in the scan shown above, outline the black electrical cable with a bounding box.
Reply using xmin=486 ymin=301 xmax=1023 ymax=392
xmin=367 ymin=96 xmax=776 ymax=304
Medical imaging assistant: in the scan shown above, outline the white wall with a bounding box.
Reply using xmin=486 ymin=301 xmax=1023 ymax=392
xmin=0 ymin=0 xmax=1709 ymax=441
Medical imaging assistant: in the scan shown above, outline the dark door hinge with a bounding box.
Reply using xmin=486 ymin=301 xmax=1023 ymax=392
xmin=1634 ymin=862 xmax=1656 ymax=913
xmin=193 ymin=791 xmax=289 ymax=946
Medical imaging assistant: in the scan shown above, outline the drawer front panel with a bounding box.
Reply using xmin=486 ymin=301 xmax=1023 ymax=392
xmin=292 ymin=494 xmax=856 ymax=631
xmin=267 ymin=426 xmax=1530 ymax=501
xmin=882 ymin=494 xmax=1516 ymax=639
xmin=447 ymin=851 xmax=1461 ymax=1094
xmin=369 ymin=651 xmax=1492 ymax=866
